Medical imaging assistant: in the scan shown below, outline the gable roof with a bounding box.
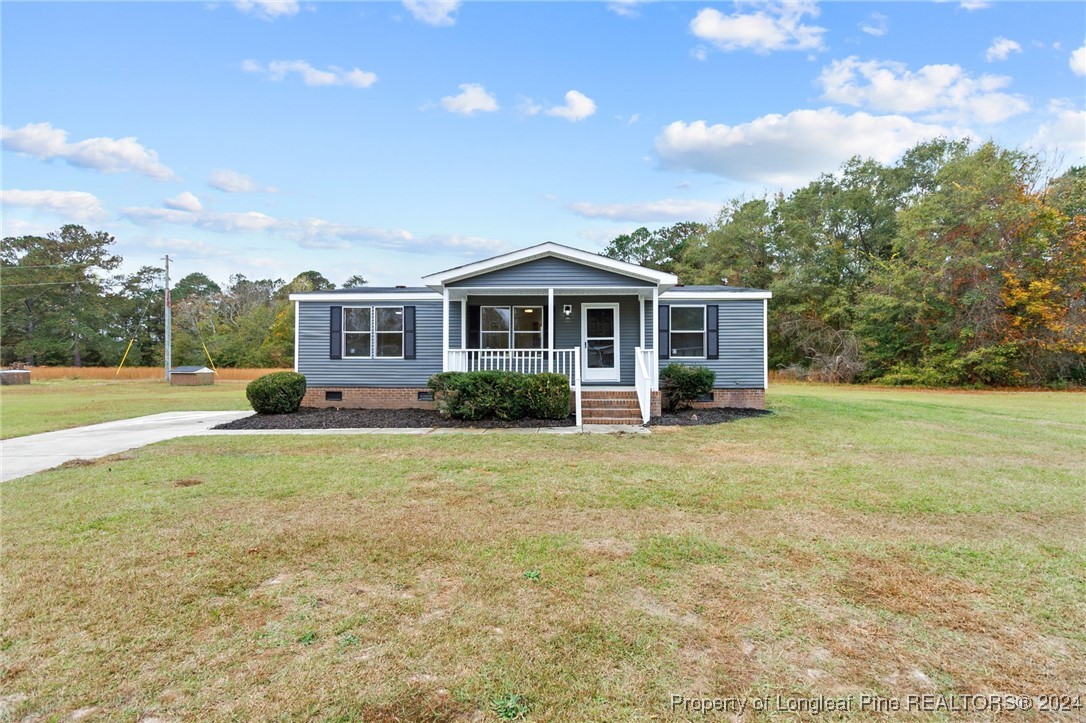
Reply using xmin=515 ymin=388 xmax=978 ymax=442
xmin=171 ymin=366 xmax=214 ymax=374
xmin=420 ymin=242 xmax=678 ymax=291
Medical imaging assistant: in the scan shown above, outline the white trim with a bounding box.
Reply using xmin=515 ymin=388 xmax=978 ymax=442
xmin=442 ymin=288 xmax=450 ymax=371
xmin=661 ymin=290 xmax=772 ymax=300
xmin=293 ymin=300 xmax=299 ymax=372
xmin=581 ymin=302 xmax=621 ymax=383
xmin=669 ymin=305 xmax=708 ymax=360
xmin=763 ymin=298 xmax=769 ymax=390
xmin=651 ymin=287 xmax=659 ymax=390
xmin=341 ymin=306 xmax=373 ymax=359
xmin=547 ymin=288 xmax=554 ymax=372
xmin=341 ymin=305 xmax=406 ymax=360
xmin=421 ymin=242 xmax=678 ymax=289
xmin=290 ymin=293 xmax=440 ymax=302
xmin=448 ymin=286 xmax=655 ymax=297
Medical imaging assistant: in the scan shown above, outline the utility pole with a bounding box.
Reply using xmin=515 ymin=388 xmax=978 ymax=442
xmin=164 ymin=255 xmax=172 ymax=382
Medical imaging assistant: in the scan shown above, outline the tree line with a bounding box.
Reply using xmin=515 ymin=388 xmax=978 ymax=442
xmin=604 ymin=139 xmax=1084 ymax=387
xmin=0 ymin=225 xmax=367 ymax=369
xmin=2 ymin=138 xmax=1083 ymax=386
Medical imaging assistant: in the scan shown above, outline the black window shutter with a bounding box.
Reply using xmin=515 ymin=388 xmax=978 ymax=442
xmin=658 ymin=304 xmax=670 ymax=360
xmin=706 ymin=305 xmax=719 ymax=360
xmin=468 ymin=305 xmax=481 ymax=349
xmin=403 ymin=306 xmax=416 ymax=360
xmin=329 ymin=305 xmax=342 ymax=360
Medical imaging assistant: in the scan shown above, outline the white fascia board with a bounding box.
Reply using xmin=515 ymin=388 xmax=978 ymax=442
xmin=448 ymin=286 xmax=655 ymax=297
xmin=420 ymin=242 xmax=678 ymax=289
xmin=660 ymin=290 xmax=772 ymax=300
xmin=289 ymin=293 xmax=441 ymax=302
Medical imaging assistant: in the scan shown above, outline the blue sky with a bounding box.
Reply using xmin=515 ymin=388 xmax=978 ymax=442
xmin=3 ymin=1 xmax=1084 ymax=287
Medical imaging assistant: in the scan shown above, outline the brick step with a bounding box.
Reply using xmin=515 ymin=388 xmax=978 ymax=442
xmin=582 ymin=400 xmax=640 ymax=409
xmin=581 ymin=392 xmax=638 ymax=399
xmin=582 ymin=408 xmax=642 ymax=419
xmin=583 ymin=416 xmax=644 ymax=425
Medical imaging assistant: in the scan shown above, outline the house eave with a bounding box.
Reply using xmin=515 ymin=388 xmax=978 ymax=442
xmin=420 ymin=242 xmax=678 ymax=291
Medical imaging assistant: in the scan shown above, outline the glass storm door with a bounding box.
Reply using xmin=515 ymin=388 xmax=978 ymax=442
xmin=581 ymin=304 xmax=620 ymax=382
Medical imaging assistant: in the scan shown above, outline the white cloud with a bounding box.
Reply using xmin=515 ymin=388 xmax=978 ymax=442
xmin=689 ymin=1 xmax=825 ymax=54
xmin=0 ymin=189 xmax=108 ymax=222
xmin=545 ymin=90 xmax=597 ymax=122
xmin=208 ymin=169 xmax=276 ymax=193
xmin=691 ymin=45 xmax=708 ymax=62
xmin=1071 ymin=44 xmax=1086 ymax=76
xmin=242 ymin=59 xmax=377 ymax=88
xmin=233 ymin=0 xmax=299 ymax=20
xmin=516 ymin=97 xmax=543 ymax=117
xmin=1028 ymin=102 xmax=1086 ymax=165
xmin=402 ymin=0 xmax=460 ymax=27
xmin=1 ymin=122 xmax=175 ymax=181
xmin=607 ymin=0 xmax=647 ymax=18
xmin=818 ymin=56 xmax=1029 ymax=123
xmin=120 ymin=204 xmax=506 ymax=256
xmin=985 ymin=37 xmax=1021 ymax=62
xmin=654 ymin=108 xmax=961 ymax=187
xmin=440 ymin=83 xmax=499 ymax=115
xmin=860 ymin=12 xmax=887 ymax=37
xmin=959 ymin=0 xmax=990 ymax=10
xmin=568 ymin=198 xmax=720 ymax=222
xmin=164 ymin=192 xmax=203 ymax=212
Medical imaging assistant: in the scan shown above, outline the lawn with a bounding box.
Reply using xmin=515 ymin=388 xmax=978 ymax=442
xmin=2 ymin=384 xmax=1084 ymax=721
xmin=0 ymin=379 xmax=250 ymax=439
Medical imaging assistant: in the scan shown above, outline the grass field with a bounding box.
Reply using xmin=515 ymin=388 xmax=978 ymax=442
xmin=0 ymin=379 xmax=250 ymax=439
xmin=2 ymin=385 xmax=1084 ymax=721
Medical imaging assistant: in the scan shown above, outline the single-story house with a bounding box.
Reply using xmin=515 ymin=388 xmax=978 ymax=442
xmin=289 ymin=242 xmax=770 ymax=424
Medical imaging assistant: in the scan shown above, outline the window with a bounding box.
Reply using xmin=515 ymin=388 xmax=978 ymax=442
xmin=342 ymin=306 xmax=404 ymax=358
xmin=480 ymin=306 xmax=543 ymax=349
xmin=343 ymin=307 xmax=371 ymax=357
xmin=670 ymin=306 xmax=705 ymax=358
xmin=375 ymin=307 xmax=404 ymax=358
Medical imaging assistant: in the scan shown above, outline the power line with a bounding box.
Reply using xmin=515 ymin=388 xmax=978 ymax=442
xmin=0 ymin=281 xmax=85 ymax=288
xmin=0 ymin=263 xmax=94 ymax=269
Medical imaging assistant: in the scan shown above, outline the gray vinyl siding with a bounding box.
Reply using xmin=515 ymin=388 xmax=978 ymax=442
xmin=297 ymin=300 xmax=443 ymax=387
xmin=553 ymin=294 xmax=641 ymax=386
xmin=448 ymin=300 xmax=463 ymax=350
xmin=660 ymin=299 xmax=765 ymax=389
xmin=448 ymin=256 xmax=654 ymax=288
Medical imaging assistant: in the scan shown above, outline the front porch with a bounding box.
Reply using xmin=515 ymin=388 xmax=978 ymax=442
xmin=439 ymin=288 xmax=660 ymax=425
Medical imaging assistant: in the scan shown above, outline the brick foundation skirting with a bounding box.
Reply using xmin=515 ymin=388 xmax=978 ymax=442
xmin=303 ymin=387 xmax=436 ymax=410
xmin=690 ymin=388 xmax=765 ymax=410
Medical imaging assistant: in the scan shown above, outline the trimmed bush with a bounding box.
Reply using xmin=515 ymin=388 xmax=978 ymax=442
xmin=660 ymin=363 xmax=715 ymax=412
xmin=246 ymin=371 xmax=307 ymax=414
xmin=429 ymin=371 xmax=570 ymax=421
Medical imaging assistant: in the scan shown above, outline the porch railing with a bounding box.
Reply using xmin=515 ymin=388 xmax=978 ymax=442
xmin=446 ymin=348 xmax=583 ymax=426
xmin=633 ymin=346 xmax=654 ymax=425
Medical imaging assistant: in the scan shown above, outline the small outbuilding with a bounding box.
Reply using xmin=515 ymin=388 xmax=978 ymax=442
xmin=170 ymin=366 xmax=215 ymax=386
xmin=0 ymin=369 xmax=31 ymax=385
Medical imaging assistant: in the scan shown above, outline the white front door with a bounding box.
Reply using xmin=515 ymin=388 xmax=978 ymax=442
xmin=582 ymin=303 xmax=620 ymax=382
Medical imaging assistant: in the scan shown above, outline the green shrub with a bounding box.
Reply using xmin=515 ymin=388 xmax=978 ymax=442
xmin=428 ymin=371 xmax=570 ymax=421
xmin=660 ymin=363 xmax=715 ymax=412
xmin=246 ymin=371 xmax=307 ymax=414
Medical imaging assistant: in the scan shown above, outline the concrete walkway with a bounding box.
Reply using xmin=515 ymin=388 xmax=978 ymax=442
xmin=1 ymin=411 xmax=251 ymax=483
xmin=2 ymin=413 xmax=648 ymax=482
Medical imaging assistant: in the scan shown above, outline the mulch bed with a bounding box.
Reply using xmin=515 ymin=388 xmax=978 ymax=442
xmin=215 ymin=406 xmax=772 ymax=430
xmin=651 ymin=407 xmax=773 ymax=426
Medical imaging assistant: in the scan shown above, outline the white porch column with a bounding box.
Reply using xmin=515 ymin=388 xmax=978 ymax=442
xmin=651 ymin=287 xmax=659 ymax=390
xmin=547 ymin=287 xmax=554 ymax=372
xmin=442 ymin=287 xmax=450 ymax=371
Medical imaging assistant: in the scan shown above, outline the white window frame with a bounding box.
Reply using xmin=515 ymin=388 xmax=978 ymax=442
xmin=479 ymin=305 xmax=544 ymax=349
xmin=374 ymin=305 xmax=405 ymax=359
xmin=341 ymin=306 xmax=405 ymax=359
xmin=670 ymin=305 xmax=706 ymax=359
xmin=342 ymin=306 xmax=373 ymax=359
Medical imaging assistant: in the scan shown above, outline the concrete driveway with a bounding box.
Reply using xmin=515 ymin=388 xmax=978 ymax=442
xmin=1 ymin=411 xmax=252 ymax=483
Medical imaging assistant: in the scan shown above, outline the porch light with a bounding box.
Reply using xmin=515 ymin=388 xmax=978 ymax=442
xmin=563 ymin=304 xmax=572 ymax=317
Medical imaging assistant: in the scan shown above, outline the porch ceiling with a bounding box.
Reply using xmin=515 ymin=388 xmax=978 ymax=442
xmin=445 ymin=287 xmax=654 ymax=301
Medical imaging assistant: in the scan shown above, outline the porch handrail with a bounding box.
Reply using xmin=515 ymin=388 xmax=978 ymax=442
xmin=633 ymin=346 xmax=653 ymax=425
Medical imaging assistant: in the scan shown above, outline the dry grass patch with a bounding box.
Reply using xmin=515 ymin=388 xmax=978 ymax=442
xmin=2 ymin=385 xmax=1083 ymax=720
